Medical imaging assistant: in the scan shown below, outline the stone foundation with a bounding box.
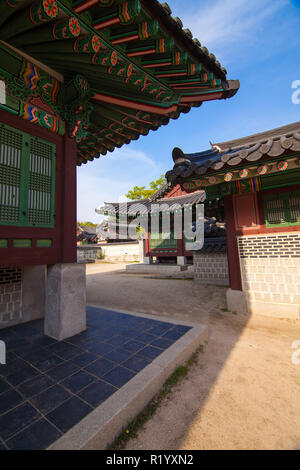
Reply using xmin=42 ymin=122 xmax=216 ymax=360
xmin=233 ymin=232 xmax=300 ymax=319
xmin=45 ymin=263 xmax=86 ymax=340
xmin=0 ymin=266 xmax=46 ymax=329
xmin=194 ymin=252 xmax=229 ymax=285
xmin=0 ymin=267 xmax=22 ymax=327
xmin=77 ymin=246 xmax=101 ymax=263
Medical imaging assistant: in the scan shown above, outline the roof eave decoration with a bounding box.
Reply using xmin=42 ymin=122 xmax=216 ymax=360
xmin=166 ymin=122 xmax=300 ymax=186
xmin=98 ymin=189 xmax=206 ymax=215
xmin=0 ymin=0 xmax=239 ymax=165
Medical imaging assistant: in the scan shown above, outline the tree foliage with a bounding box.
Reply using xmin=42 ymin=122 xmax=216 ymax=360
xmin=125 ymin=175 xmax=166 ymax=200
xmin=78 ymin=221 xmax=97 ymax=227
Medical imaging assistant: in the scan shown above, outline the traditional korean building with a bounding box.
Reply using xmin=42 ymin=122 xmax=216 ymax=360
xmin=77 ymin=224 xmax=98 ymax=244
xmin=99 ymin=183 xmax=226 ymax=279
xmin=166 ymin=122 xmax=300 ymax=319
xmin=0 ymin=0 xmax=239 ymax=339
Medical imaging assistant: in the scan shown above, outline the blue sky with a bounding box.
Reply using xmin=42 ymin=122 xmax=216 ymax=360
xmin=77 ymin=0 xmax=300 ymax=222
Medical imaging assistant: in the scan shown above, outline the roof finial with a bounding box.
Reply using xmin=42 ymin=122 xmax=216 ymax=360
xmin=172 ymin=147 xmax=190 ymax=166
xmin=210 ymin=141 xmax=221 ymax=152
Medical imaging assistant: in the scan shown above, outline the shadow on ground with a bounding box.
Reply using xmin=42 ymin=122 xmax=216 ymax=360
xmin=86 ymin=263 xmax=300 ymax=450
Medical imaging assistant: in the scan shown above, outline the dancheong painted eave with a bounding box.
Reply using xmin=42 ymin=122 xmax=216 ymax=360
xmin=166 ymin=121 xmax=300 ymax=190
xmin=0 ymin=0 xmax=239 ymax=165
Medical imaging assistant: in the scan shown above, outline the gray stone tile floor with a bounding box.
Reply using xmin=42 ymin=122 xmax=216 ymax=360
xmin=0 ymin=306 xmax=191 ymax=450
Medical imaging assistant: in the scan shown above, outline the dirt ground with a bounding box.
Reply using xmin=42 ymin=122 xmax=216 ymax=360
xmin=86 ymin=262 xmax=300 ymax=450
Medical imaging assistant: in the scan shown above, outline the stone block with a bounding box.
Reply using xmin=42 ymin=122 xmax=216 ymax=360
xmin=45 ymin=263 xmax=86 ymax=341
xmin=226 ymin=289 xmax=248 ymax=315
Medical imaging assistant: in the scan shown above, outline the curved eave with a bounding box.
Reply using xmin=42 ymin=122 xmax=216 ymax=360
xmin=140 ymin=0 xmax=227 ymax=81
xmin=0 ymin=0 xmax=239 ymax=166
xmin=166 ymin=123 xmax=300 ymax=183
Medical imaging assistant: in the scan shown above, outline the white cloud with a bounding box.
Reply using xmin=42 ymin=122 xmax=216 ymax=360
xmin=77 ymin=147 xmax=164 ymax=222
xmin=171 ymin=0 xmax=288 ymax=61
xmin=77 ymin=173 xmax=131 ymax=222
xmin=107 ymin=147 xmax=158 ymax=169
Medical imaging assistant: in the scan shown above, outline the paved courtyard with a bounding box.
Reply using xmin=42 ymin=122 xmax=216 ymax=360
xmin=0 ymin=306 xmax=192 ymax=450
xmin=87 ymin=263 xmax=300 ymax=450
xmin=86 ymin=262 xmax=225 ymax=324
xmin=1 ymin=262 xmax=299 ymax=450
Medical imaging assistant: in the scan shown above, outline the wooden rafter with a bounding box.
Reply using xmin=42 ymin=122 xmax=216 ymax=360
xmin=0 ymin=0 xmax=239 ymax=164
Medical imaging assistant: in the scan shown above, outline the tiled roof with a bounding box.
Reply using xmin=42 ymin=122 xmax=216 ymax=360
xmin=98 ymin=189 xmax=205 ymax=215
xmin=199 ymin=236 xmax=227 ymax=253
xmin=166 ymin=121 xmax=300 ymax=181
xmin=77 ymin=231 xmax=98 ymax=242
xmin=0 ymin=1 xmax=239 ymax=166
xmin=203 ymin=218 xmax=226 ymax=237
xmin=148 ymin=182 xmax=174 ymax=201
xmin=78 ymin=225 xmax=97 ymax=234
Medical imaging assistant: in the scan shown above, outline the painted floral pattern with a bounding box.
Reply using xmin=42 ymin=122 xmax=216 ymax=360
xmin=92 ymin=35 xmax=101 ymax=52
xmin=239 ymin=169 xmax=249 ymax=179
xmin=224 ymin=172 xmax=233 ymax=182
xmin=43 ymin=0 xmax=58 ymax=18
xmin=69 ymin=17 xmax=80 ymax=37
xmin=277 ymin=161 xmax=288 ymax=171
xmin=257 ymin=165 xmax=268 ymax=175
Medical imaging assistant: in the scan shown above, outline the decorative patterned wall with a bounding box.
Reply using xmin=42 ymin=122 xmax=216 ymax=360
xmin=194 ymin=253 xmax=229 ymax=286
xmin=238 ymin=233 xmax=300 ymax=307
xmin=238 ymin=233 xmax=300 ymax=259
xmin=0 ymin=266 xmax=22 ymax=327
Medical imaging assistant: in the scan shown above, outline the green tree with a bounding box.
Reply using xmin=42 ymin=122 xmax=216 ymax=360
xmin=78 ymin=221 xmax=97 ymax=227
xmin=125 ymin=175 xmax=166 ymax=200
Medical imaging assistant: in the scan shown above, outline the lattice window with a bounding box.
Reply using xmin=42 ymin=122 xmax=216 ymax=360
xmin=263 ymin=191 xmax=300 ymax=227
xmin=0 ymin=123 xmax=55 ymax=227
xmin=150 ymin=231 xmax=177 ymax=249
xmin=0 ymin=125 xmax=22 ymax=224
xmin=289 ymin=193 xmax=300 ymax=224
xmin=28 ymin=138 xmax=54 ymax=226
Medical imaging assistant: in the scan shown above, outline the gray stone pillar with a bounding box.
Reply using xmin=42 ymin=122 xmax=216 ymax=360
xmin=226 ymin=288 xmax=248 ymax=315
xmin=177 ymin=256 xmax=187 ymax=266
xmin=45 ymin=263 xmax=86 ymax=341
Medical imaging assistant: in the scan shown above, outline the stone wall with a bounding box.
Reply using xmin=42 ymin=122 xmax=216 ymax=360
xmin=238 ymin=232 xmax=300 ymax=319
xmin=77 ymin=242 xmax=140 ymax=263
xmin=99 ymin=241 xmax=140 ymax=263
xmin=77 ymin=246 xmax=101 ymax=263
xmin=0 ymin=267 xmax=22 ymax=327
xmin=194 ymin=253 xmax=229 ymax=285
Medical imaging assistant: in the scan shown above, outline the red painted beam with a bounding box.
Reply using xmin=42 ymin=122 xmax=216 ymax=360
xmin=156 ymin=72 xmax=187 ymax=78
xmin=61 ymin=133 xmax=77 ymax=263
xmin=74 ymin=0 xmax=99 ymax=13
xmin=94 ymin=17 xmax=120 ymax=30
xmin=143 ymin=62 xmax=172 ymax=69
xmin=180 ymin=92 xmax=223 ymax=103
xmin=223 ymin=195 xmax=242 ymax=291
xmin=172 ymin=86 xmax=212 ymax=91
xmin=112 ymin=35 xmax=139 ymax=45
xmin=93 ymin=93 xmax=179 ymax=115
xmin=127 ymin=49 xmax=156 ymax=57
